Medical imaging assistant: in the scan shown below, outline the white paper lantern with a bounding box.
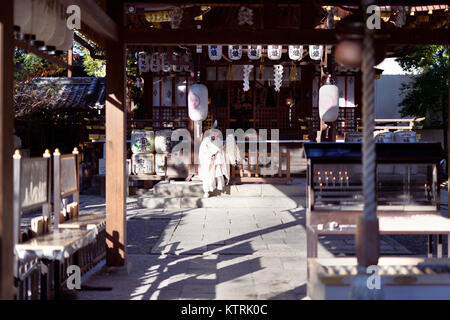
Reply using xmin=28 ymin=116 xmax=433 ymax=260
xmin=319 ymin=83 xmax=339 ymax=122
xmin=208 ymin=45 xmax=222 ymax=61
xmin=43 ymin=2 xmax=66 ymax=51
xmin=161 ymin=53 xmax=171 ymax=72
xmin=35 ymin=0 xmax=58 ymax=45
xmin=188 ymin=83 xmax=208 ymax=121
xmin=288 ymin=45 xmax=303 ymax=61
xmin=172 ymin=53 xmax=183 ymax=72
xmin=309 ymin=45 xmax=323 ymax=61
xmin=14 ymin=0 xmax=32 ymax=32
xmin=247 ymin=45 xmax=262 ymax=60
xmin=228 ymin=45 xmax=242 ymax=60
xmin=138 ymin=52 xmax=150 ymax=73
xmin=268 ymin=45 xmax=282 ymax=60
xmin=25 ymin=0 xmax=50 ymax=43
xmin=150 ymin=52 xmax=161 ymax=73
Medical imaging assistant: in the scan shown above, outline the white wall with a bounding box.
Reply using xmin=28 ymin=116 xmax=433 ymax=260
xmin=374 ymin=58 xmax=414 ymax=119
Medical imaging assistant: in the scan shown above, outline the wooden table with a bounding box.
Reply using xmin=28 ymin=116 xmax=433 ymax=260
xmin=307 ymin=210 xmax=450 ymax=259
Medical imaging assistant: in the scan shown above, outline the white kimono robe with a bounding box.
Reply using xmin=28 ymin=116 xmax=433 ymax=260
xmin=199 ymin=135 xmax=229 ymax=194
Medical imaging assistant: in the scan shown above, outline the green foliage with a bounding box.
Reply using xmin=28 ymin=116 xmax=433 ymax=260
xmin=397 ymin=46 xmax=449 ymax=127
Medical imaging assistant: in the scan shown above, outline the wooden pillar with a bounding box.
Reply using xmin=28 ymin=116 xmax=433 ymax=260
xmin=105 ymin=1 xmax=126 ymax=266
xmin=67 ymin=48 xmax=73 ymax=78
xmin=0 ymin=0 xmax=14 ymax=300
xmin=448 ymin=49 xmax=449 ymax=218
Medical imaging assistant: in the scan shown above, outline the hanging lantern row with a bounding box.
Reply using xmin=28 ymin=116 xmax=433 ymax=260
xmin=14 ymin=0 xmax=75 ymax=55
xmin=207 ymin=45 xmax=323 ymax=62
xmin=138 ymin=51 xmax=193 ymax=73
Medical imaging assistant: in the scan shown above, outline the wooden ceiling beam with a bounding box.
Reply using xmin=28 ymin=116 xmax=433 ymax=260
xmin=123 ymin=28 xmax=450 ymax=45
xmin=59 ymin=0 xmax=119 ymax=41
xmin=124 ymin=1 xmax=448 ymax=6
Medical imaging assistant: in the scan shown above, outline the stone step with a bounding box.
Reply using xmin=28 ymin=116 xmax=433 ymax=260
xmin=137 ymin=195 xmax=306 ymax=209
xmin=153 ymin=180 xmax=307 ymax=198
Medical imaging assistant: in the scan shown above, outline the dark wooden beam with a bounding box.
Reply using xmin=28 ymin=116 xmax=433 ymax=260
xmin=59 ymin=0 xmax=119 ymax=41
xmin=0 ymin=0 xmax=14 ymax=300
xmin=123 ymin=28 xmax=450 ymax=46
xmin=124 ymin=28 xmax=338 ymax=45
xmin=125 ymin=1 xmax=447 ymax=6
xmin=105 ymin=0 xmax=127 ymax=267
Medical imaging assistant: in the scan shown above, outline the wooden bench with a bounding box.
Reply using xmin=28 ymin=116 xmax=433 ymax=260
xmin=53 ymin=148 xmax=106 ymax=283
xmin=12 ymin=149 xmax=52 ymax=300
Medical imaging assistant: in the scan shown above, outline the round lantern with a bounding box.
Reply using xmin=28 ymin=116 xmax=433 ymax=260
xmin=208 ymin=45 xmax=222 ymax=61
xmin=172 ymin=52 xmax=183 ymax=72
xmin=26 ymin=0 xmax=51 ymax=45
xmin=319 ymin=79 xmax=339 ymax=122
xmin=14 ymin=0 xmax=32 ymax=34
xmin=268 ymin=45 xmax=282 ymax=60
xmin=288 ymin=45 xmax=303 ymax=61
xmin=247 ymin=45 xmax=262 ymax=60
xmin=309 ymin=45 xmax=323 ymax=61
xmin=43 ymin=2 xmax=66 ymax=52
xmin=228 ymin=45 xmax=242 ymax=60
xmin=188 ymin=83 xmax=208 ymax=121
xmin=35 ymin=0 xmax=58 ymax=48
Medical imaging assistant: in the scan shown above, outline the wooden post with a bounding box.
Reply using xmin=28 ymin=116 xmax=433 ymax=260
xmin=448 ymin=48 xmax=449 ymax=219
xmin=0 ymin=0 xmax=14 ymax=300
xmin=67 ymin=48 xmax=73 ymax=78
xmin=105 ymin=0 xmax=126 ymax=266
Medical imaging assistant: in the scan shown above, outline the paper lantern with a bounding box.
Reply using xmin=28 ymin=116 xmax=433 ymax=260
xmin=208 ymin=45 xmax=222 ymax=61
xmin=228 ymin=45 xmax=242 ymax=60
xmin=188 ymin=83 xmax=208 ymax=121
xmin=309 ymin=45 xmax=323 ymax=61
xmin=172 ymin=52 xmax=183 ymax=72
xmin=132 ymin=153 xmax=155 ymax=175
xmin=161 ymin=53 xmax=171 ymax=72
xmin=14 ymin=0 xmax=32 ymax=33
xmin=182 ymin=53 xmax=192 ymax=72
xmin=319 ymin=83 xmax=339 ymax=122
xmin=150 ymin=52 xmax=161 ymax=73
xmin=43 ymin=2 xmax=66 ymax=52
xmin=247 ymin=45 xmax=262 ymax=60
xmin=268 ymin=45 xmax=282 ymax=60
xmin=25 ymin=0 xmax=51 ymax=44
xmin=288 ymin=45 xmax=303 ymax=61
xmin=35 ymin=0 xmax=58 ymax=47
xmin=138 ymin=52 xmax=150 ymax=73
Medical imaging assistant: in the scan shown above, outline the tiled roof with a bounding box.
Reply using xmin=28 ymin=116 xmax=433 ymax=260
xmin=31 ymin=77 xmax=105 ymax=110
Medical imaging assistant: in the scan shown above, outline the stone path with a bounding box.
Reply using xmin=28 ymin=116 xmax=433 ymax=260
xmin=77 ymin=195 xmax=415 ymax=300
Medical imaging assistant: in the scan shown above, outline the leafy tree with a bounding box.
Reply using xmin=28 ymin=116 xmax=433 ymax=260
xmin=397 ymin=46 xmax=449 ymax=128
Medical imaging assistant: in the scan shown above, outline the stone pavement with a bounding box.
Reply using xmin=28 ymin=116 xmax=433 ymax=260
xmin=77 ymin=194 xmax=413 ymax=300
